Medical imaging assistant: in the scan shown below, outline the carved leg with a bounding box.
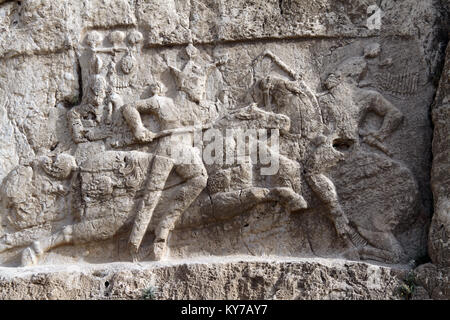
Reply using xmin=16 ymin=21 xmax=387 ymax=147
xmin=0 ymin=225 xmax=52 ymax=253
xmin=208 ymin=188 xmax=272 ymax=220
xmin=354 ymin=227 xmax=404 ymax=263
xmin=208 ymin=186 xmax=307 ymax=221
xmin=153 ymin=176 xmax=207 ymax=260
xmin=21 ymin=226 xmax=73 ymax=267
xmin=129 ymin=155 xmax=174 ymax=260
xmin=20 ymin=215 xmax=130 ymax=267
xmin=267 ymin=187 xmax=307 ymax=212
xmin=305 ymin=173 xmax=351 ymax=241
xmin=153 ymin=155 xmax=208 ymax=260
xmin=358 ymin=246 xmax=401 ymax=264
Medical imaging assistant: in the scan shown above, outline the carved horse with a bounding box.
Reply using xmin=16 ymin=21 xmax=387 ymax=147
xmin=0 ymin=104 xmax=307 ymax=266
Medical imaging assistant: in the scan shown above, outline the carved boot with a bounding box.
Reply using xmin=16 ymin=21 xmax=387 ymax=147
xmin=20 ymin=241 xmax=43 ymax=267
xmin=270 ymin=187 xmax=308 ymax=213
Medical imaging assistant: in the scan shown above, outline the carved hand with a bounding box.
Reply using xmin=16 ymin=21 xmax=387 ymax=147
xmin=55 ymin=184 xmax=69 ymax=196
xmin=85 ymin=129 xmax=98 ymax=141
xmin=135 ymin=129 xmax=156 ymax=143
xmin=360 ymin=131 xmax=392 ymax=157
xmin=359 ymin=129 xmax=385 ymax=145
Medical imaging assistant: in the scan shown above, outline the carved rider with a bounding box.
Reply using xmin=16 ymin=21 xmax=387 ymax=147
xmin=122 ymin=81 xmax=208 ymax=261
xmin=259 ymin=72 xmax=352 ymax=243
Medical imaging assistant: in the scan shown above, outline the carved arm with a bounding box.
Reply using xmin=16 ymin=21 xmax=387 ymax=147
xmin=360 ymin=91 xmax=404 ymax=142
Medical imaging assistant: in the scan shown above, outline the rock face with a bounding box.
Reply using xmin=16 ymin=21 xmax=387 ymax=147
xmin=430 ymin=42 xmax=450 ymax=267
xmin=0 ymin=0 xmax=448 ymax=299
xmin=0 ymin=257 xmax=409 ymax=300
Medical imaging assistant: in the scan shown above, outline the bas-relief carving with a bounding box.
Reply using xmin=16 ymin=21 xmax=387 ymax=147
xmin=0 ymin=29 xmax=422 ymax=267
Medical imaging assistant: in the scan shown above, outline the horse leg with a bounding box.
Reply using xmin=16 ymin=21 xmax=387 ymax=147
xmin=208 ymin=186 xmax=307 ymax=220
xmin=267 ymin=187 xmax=308 ymax=212
xmin=20 ymin=215 xmax=129 ymax=266
xmin=128 ymin=155 xmax=174 ymax=259
xmin=21 ymin=225 xmax=73 ymax=266
xmin=0 ymin=225 xmax=53 ymax=253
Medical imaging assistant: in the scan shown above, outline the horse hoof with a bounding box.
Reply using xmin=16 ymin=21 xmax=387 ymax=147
xmin=21 ymin=247 xmax=38 ymax=267
xmin=152 ymin=242 xmax=167 ymax=261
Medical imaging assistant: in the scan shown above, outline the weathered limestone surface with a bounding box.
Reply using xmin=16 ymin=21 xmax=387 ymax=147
xmin=0 ymin=257 xmax=409 ymax=300
xmin=430 ymin=42 xmax=450 ymax=267
xmin=413 ymin=263 xmax=450 ymax=299
xmin=0 ymin=0 xmax=448 ymax=299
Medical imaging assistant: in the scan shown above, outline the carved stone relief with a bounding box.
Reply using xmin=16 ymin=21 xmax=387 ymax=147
xmin=0 ymin=0 xmax=445 ymax=275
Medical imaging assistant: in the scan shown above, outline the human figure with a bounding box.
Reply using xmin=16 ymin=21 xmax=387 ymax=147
xmin=2 ymin=150 xmax=174 ymax=266
xmin=168 ymin=42 xmax=226 ymax=106
xmin=317 ymin=54 xmax=405 ymax=258
xmin=320 ymin=56 xmax=404 ymax=156
xmin=259 ymin=74 xmax=352 ymax=241
xmin=67 ymin=74 xmax=111 ymax=143
xmin=122 ymin=82 xmax=208 ymax=260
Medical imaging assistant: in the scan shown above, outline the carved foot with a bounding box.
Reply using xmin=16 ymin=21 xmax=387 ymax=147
xmin=0 ymin=236 xmax=11 ymax=253
xmin=130 ymin=244 xmax=152 ymax=263
xmin=21 ymin=248 xmax=38 ymax=267
xmin=358 ymin=247 xmax=402 ymax=264
xmin=341 ymin=247 xmax=361 ymax=261
xmin=271 ymin=187 xmax=308 ymax=213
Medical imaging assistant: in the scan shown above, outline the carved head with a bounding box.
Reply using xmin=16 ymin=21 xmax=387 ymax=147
xmin=259 ymin=76 xmax=274 ymax=92
xmin=109 ymin=31 xmax=126 ymax=47
xmin=85 ymin=31 xmax=103 ymax=49
xmin=259 ymin=76 xmax=290 ymax=108
xmin=324 ymin=73 xmax=341 ymax=90
xmin=88 ymin=75 xmax=107 ymax=106
xmin=148 ymin=82 xmax=166 ymax=96
xmin=127 ymin=30 xmax=143 ymax=46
